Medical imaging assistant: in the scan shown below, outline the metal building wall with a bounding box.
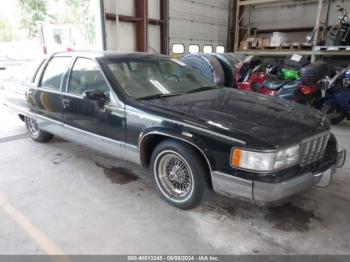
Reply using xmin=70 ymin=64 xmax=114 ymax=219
xmin=148 ymin=0 xmax=162 ymax=53
xmin=168 ymin=0 xmax=230 ymax=54
xmin=104 ymin=0 xmax=137 ymax=51
xmin=103 ymin=0 xmax=164 ymax=53
xmin=103 ymin=0 xmax=231 ymax=55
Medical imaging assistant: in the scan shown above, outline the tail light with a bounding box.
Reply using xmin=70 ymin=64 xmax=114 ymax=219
xmin=299 ymin=85 xmax=317 ymax=95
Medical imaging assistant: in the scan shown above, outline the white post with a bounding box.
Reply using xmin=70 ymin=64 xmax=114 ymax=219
xmin=312 ymin=0 xmax=323 ymax=62
xmin=115 ymin=0 xmax=120 ymax=50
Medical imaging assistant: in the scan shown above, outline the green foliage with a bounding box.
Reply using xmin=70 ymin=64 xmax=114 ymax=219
xmin=0 ymin=18 xmax=16 ymax=42
xmin=18 ymin=0 xmax=48 ymax=38
xmin=63 ymin=0 xmax=96 ymax=45
xmin=17 ymin=0 xmax=96 ymax=44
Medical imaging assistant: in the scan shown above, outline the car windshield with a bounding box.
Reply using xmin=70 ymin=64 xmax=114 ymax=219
xmin=103 ymin=57 xmax=218 ymax=99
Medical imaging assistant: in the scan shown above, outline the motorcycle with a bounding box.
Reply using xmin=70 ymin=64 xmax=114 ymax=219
xmin=237 ymin=57 xmax=324 ymax=103
xmin=236 ymin=56 xmax=268 ymax=92
xmin=315 ymin=66 xmax=350 ymax=124
xmin=292 ymin=61 xmax=330 ymax=105
xmin=279 ymin=54 xmax=310 ymax=80
xmin=328 ymin=5 xmax=350 ymax=46
xmin=261 ymin=55 xmax=314 ymax=101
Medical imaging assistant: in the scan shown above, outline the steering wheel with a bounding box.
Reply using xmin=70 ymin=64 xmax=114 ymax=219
xmin=164 ymin=74 xmax=180 ymax=83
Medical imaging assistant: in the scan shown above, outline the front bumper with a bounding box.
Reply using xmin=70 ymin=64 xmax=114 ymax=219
xmin=211 ymin=150 xmax=346 ymax=205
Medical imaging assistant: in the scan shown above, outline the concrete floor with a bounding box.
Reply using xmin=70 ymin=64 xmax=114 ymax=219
xmin=0 ymin=106 xmax=350 ymax=255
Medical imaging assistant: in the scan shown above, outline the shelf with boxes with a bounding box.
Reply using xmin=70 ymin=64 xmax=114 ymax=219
xmin=239 ymin=33 xmax=313 ymax=51
xmin=233 ymin=0 xmax=350 ymax=60
xmin=236 ymin=48 xmax=350 ymax=57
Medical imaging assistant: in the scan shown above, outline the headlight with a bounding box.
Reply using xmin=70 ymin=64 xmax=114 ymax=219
xmin=274 ymin=145 xmax=300 ymax=169
xmin=231 ymin=145 xmax=300 ymax=172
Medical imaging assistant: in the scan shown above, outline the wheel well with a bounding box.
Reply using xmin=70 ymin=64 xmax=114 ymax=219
xmin=140 ymin=134 xmax=213 ymax=188
xmin=18 ymin=114 xmax=25 ymax=121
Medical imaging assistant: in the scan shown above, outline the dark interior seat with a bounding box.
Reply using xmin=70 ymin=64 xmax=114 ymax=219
xmin=264 ymin=79 xmax=292 ymax=90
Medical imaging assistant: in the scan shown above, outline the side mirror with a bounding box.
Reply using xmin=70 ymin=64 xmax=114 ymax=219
xmin=83 ymin=89 xmax=107 ymax=103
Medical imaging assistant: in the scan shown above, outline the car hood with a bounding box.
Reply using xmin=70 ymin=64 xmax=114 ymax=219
xmin=140 ymin=88 xmax=329 ymax=149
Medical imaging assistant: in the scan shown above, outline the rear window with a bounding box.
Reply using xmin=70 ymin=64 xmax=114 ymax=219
xmin=41 ymin=57 xmax=71 ymax=91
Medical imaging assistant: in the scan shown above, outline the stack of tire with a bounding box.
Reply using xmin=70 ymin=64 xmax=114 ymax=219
xmin=181 ymin=53 xmax=244 ymax=88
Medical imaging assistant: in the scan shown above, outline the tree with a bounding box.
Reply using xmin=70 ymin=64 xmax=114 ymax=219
xmin=63 ymin=0 xmax=96 ymax=45
xmin=18 ymin=0 xmax=48 ymax=38
xmin=0 ymin=18 xmax=16 ymax=42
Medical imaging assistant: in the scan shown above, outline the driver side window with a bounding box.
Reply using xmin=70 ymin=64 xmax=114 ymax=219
xmin=68 ymin=58 xmax=111 ymax=100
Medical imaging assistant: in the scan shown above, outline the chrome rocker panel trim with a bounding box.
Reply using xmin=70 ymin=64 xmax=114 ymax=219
xmin=27 ymin=113 xmax=141 ymax=165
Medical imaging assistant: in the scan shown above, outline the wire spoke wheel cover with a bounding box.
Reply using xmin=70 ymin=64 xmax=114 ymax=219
xmin=26 ymin=118 xmax=40 ymax=137
xmin=154 ymin=150 xmax=194 ymax=202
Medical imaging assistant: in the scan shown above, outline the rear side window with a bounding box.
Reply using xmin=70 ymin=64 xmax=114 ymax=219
xmin=67 ymin=58 xmax=110 ymax=99
xmin=31 ymin=59 xmax=46 ymax=83
xmin=41 ymin=57 xmax=71 ymax=91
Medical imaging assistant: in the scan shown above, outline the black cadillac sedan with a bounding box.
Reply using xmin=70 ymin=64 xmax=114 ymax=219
xmin=3 ymin=51 xmax=346 ymax=209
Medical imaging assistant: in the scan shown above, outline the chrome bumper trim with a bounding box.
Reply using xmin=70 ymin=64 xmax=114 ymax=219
xmin=253 ymin=172 xmax=318 ymax=204
xmin=337 ymin=150 xmax=347 ymax=168
xmin=211 ymin=172 xmax=253 ymax=203
xmin=211 ymin=162 xmax=340 ymax=205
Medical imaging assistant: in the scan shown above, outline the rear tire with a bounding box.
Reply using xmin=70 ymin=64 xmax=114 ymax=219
xmin=24 ymin=116 xmax=53 ymax=142
xmin=151 ymin=139 xmax=209 ymax=210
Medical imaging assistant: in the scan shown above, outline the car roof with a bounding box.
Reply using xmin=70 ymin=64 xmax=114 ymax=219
xmin=53 ymin=51 xmax=168 ymax=60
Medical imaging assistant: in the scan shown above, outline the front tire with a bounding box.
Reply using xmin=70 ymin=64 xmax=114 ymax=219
xmin=24 ymin=117 xmax=53 ymax=142
xmin=151 ymin=140 xmax=209 ymax=210
xmin=320 ymin=103 xmax=345 ymax=125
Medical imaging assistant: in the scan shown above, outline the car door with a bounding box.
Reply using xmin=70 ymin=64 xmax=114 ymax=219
xmin=62 ymin=57 xmax=125 ymax=155
xmin=27 ymin=56 xmax=72 ymax=123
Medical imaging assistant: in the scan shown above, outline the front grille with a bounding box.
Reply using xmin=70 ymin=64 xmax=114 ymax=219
xmin=299 ymin=132 xmax=330 ymax=167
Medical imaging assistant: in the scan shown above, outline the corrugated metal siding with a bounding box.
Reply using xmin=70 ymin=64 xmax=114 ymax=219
xmin=148 ymin=25 xmax=161 ymax=53
xmin=116 ymin=0 xmax=135 ymax=17
xmin=148 ymin=0 xmax=160 ymax=19
xmin=104 ymin=0 xmax=160 ymax=52
xmin=169 ymin=0 xmax=230 ymax=54
xmin=148 ymin=0 xmax=161 ymax=53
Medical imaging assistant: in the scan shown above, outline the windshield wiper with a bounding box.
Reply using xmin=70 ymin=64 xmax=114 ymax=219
xmin=138 ymin=86 xmax=218 ymax=100
xmin=186 ymin=86 xmax=217 ymax=94
xmin=137 ymin=93 xmax=184 ymax=100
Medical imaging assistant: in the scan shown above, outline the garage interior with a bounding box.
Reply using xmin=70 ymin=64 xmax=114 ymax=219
xmin=0 ymin=0 xmax=350 ymax=258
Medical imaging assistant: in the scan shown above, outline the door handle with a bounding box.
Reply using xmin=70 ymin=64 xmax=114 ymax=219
xmin=62 ymin=98 xmax=71 ymax=109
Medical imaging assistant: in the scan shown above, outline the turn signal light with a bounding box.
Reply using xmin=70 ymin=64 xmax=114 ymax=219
xmin=231 ymin=149 xmax=242 ymax=167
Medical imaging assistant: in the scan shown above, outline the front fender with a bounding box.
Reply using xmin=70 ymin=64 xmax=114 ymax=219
xmin=138 ymin=126 xmax=225 ymax=172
